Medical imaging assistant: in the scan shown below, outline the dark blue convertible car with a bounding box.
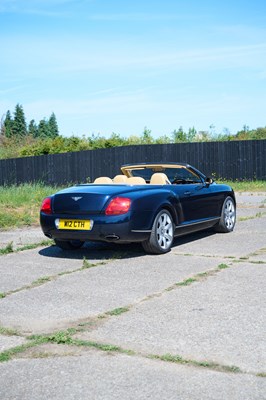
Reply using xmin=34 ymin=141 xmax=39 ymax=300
xmin=40 ymin=163 xmax=236 ymax=254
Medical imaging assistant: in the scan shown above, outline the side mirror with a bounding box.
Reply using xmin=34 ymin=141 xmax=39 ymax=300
xmin=205 ymin=177 xmax=213 ymax=185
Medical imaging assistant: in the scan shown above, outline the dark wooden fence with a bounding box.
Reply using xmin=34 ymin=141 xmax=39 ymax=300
xmin=0 ymin=140 xmax=265 ymax=185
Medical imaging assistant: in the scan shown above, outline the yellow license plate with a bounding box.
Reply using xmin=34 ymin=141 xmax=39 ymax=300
xmin=59 ymin=219 xmax=91 ymax=230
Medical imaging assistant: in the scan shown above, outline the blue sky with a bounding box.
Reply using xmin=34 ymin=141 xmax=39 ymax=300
xmin=1 ymin=0 xmax=266 ymax=138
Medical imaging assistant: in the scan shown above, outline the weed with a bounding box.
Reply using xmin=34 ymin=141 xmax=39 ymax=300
xmin=0 ymin=326 xmax=19 ymax=336
xmin=151 ymin=353 xmax=241 ymax=373
xmin=17 ymin=240 xmax=54 ymax=252
xmin=0 ymin=242 xmax=13 ymax=255
xmin=47 ymin=331 xmax=74 ymax=345
xmin=151 ymin=353 xmax=184 ymax=363
xmin=257 ymin=372 xmax=266 ymax=378
xmin=217 ymin=263 xmax=230 ymax=269
xmin=72 ymin=338 xmax=129 ymax=353
xmin=82 ymin=257 xmax=96 ymax=269
xmin=196 ymin=272 xmax=210 ymax=278
xmin=0 ymin=342 xmax=38 ymax=363
xmin=105 ymin=307 xmax=130 ymax=316
xmin=0 ymin=352 xmax=10 ymax=362
xmin=249 ymin=260 xmax=266 ymax=264
xmin=0 ymin=293 xmax=6 ymax=299
xmin=0 ymin=239 xmax=54 ymax=257
xmin=27 ymin=330 xmax=132 ymax=355
xmin=32 ymin=276 xmax=52 ymax=286
xmin=176 ymin=277 xmax=197 ymax=286
xmin=239 ymin=211 xmax=266 ymax=222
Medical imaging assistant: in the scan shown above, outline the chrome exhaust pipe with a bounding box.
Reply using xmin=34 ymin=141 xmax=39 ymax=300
xmin=105 ymin=234 xmax=120 ymax=241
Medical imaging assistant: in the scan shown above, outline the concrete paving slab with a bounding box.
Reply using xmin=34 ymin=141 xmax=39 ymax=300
xmin=248 ymin=248 xmax=266 ymax=262
xmin=0 ymin=241 xmax=144 ymax=293
xmin=81 ymin=263 xmax=266 ymax=374
xmin=237 ymin=208 xmax=266 ymax=218
xmin=0 ymin=352 xmax=265 ymax=400
xmin=235 ymin=192 xmax=266 ymax=206
xmin=0 ymin=248 xmax=84 ymax=293
xmin=0 ymin=254 xmax=224 ymax=333
xmin=0 ymin=227 xmax=44 ymax=250
xmin=236 ymin=216 xmax=266 ymax=234
xmin=172 ymin=219 xmax=266 ymax=257
xmin=0 ymin=334 xmax=26 ymax=352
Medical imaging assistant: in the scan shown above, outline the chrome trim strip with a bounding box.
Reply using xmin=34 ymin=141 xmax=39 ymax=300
xmin=175 ymin=217 xmax=220 ymax=229
xmin=131 ymin=230 xmax=152 ymax=233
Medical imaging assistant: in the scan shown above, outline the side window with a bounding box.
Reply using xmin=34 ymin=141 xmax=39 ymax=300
xmin=172 ymin=168 xmax=202 ymax=184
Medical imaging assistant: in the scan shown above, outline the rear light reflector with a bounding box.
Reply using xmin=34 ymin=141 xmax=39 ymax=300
xmin=105 ymin=197 xmax=131 ymax=215
xmin=41 ymin=197 xmax=52 ymax=214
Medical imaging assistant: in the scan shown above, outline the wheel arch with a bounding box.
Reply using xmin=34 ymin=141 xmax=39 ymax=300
xmin=153 ymin=202 xmax=178 ymax=227
xmin=219 ymin=192 xmax=236 ymax=216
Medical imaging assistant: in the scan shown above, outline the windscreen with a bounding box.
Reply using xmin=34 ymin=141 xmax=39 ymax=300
xmin=131 ymin=167 xmax=202 ymax=183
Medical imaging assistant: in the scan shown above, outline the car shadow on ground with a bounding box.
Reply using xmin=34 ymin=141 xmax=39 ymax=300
xmin=38 ymin=230 xmax=216 ymax=260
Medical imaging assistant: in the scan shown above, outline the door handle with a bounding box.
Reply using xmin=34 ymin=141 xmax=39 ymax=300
xmin=184 ymin=191 xmax=191 ymax=196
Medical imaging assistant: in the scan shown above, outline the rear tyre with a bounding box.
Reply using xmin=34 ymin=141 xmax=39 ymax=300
xmin=142 ymin=209 xmax=174 ymax=254
xmin=54 ymin=239 xmax=84 ymax=250
xmin=214 ymin=196 xmax=236 ymax=233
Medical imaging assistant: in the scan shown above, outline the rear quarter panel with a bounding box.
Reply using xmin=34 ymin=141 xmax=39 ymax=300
xmin=118 ymin=187 xmax=180 ymax=230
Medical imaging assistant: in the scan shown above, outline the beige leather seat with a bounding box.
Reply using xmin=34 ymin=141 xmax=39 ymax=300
xmin=127 ymin=177 xmax=146 ymax=185
xmin=93 ymin=177 xmax=113 ymax=184
xmin=113 ymin=175 xmax=128 ymax=183
xmin=150 ymin=173 xmax=170 ymax=185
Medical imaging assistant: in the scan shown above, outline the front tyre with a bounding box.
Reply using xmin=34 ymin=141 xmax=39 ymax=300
xmin=142 ymin=209 xmax=174 ymax=254
xmin=54 ymin=239 xmax=84 ymax=250
xmin=215 ymin=196 xmax=236 ymax=233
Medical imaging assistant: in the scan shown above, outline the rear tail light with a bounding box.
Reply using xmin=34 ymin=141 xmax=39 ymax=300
xmin=105 ymin=197 xmax=131 ymax=215
xmin=41 ymin=197 xmax=52 ymax=214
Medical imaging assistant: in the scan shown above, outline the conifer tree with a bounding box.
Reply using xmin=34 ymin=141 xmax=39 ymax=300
xmin=28 ymin=119 xmax=39 ymax=138
xmin=48 ymin=112 xmax=59 ymax=138
xmin=13 ymin=104 xmax=27 ymax=136
xmin=4 ymin=110 xmax=13 ymax=138
xmin=38 ymin=119 xmax=50 ymax=138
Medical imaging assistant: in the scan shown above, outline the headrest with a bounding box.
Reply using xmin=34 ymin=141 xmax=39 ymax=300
xmin=93 ymin=177 xmax=113 ymax=184
xmin=113 ymin=175 xmax=128 ymax=183
xmin=127 ymin=177 xmax=146 ymax=185
xmin=150 ymin=173 xmax=170 ymax=185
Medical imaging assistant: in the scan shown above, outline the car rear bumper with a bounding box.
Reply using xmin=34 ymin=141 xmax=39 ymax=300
xmin=40 ymin=212 xmax=150 ymax=243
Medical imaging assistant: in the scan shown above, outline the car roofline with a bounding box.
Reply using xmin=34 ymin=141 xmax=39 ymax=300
xmin=121 ymin=162 xmax=207 ymax=180
xmin=121 ymin=162 xmax=189 ymax=168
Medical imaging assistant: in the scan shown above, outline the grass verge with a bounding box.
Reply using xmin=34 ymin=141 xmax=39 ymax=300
xmin=0 ymin=183 xmax=64 ymax=229
xmin=217 ymin=180 xmax=266 ymax=192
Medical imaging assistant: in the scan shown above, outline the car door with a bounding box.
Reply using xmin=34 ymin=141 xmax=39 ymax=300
xmin=171 ymin=168 xmax=218 ymax=223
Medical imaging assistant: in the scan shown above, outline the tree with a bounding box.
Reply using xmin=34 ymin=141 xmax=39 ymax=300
xmin=252 ymin=127 xmax=266 ymax=139
xmin=13 ymin=104 xmax=27 ymax=136
xmin=141 ymin=127 xmax=153 ymax=144
xmin=38 ymin=119 xmax=50 ymax=138
xmin=172 ymin=126 xmax=187 ymax=142
xmin=28 ymin=119 xmax=39 ymax=138
xmin=48 ymin=112 xmax=59 ymax=138
xmin=3 ymin=110 xmax=13 ymax=138
xmin=187 ymin=127 xmax=197 ymax=142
